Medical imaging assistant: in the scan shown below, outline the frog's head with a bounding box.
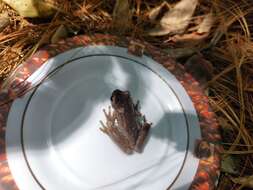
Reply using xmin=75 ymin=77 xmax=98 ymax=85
xmin=111 ymin=89 xmax=130 ymax=112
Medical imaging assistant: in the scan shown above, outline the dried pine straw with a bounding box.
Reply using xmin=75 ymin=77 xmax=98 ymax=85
xmin=0 ymin=0 xmax=253 ymax=189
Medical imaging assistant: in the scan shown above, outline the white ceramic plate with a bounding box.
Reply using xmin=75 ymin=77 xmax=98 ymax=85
xmin=6 ymin=46 xmax=200 ymax=190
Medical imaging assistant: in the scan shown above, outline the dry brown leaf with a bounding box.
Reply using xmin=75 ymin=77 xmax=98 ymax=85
xmin=167 ymin=32 xmax=209 ymax=45
xmin=148 ymin=0 xmax=198 ymax=36
xmin=161 ymin=12 xmax=214 ymax=44
xmin=136 ymin=0 xmax=141 ymax=15
xmin=164 ymin=47 xmax=198 ymax=59
xmin=51 ymin=25 xmax=68 ymax=43
xmin=197 ymin=12 xmax=214 ymax=34
xmin=184 ymin=53 xmax=213 ymax=86
xmin=231 ymin=175 xmax=253 ymax=188
xmin=147 ymin=1 xmax=171 ymax=21
xmin=0 ymin=12 xmax=10 ymax=32
xmin=2 ymin=0 xmax=55 ymax=17
xmin=113 ymin=0 xmax=131 ymax=32
xmin=221 ymin=155 xmax=240 ymax=175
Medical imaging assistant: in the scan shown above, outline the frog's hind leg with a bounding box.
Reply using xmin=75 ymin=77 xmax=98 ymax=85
xmin=101 ymin=126 xmax=133 ymax=154
xmin=135 ymin=116 xmax=152 ymax=153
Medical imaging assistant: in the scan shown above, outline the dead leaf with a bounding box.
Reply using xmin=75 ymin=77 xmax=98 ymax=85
xmin=148 ymin=0 xmax=198 ymax=36
xmin=162 ymin=12 xmax=213 ymax=45
xmin=147 ymin=1 xmax=171 ymax=21
xmin=128 ymin=40 xmax=145 ymax=57
xmin=231 ymin=175 xmax=253 ymax=188
xmin=2 ymin=0 xmax=55 ymax=17
xmin=197 ymin=12 xmax=214 ymax=34
xmin=0 ymin=12 xmax=10 ymax=32
xmin=184 ymin=53 xmax=213 ymax=86
xmin=221 ymin=155 xmax=240 ymax=175
xmin=164 ymin=47 xmax=198 ymax=59
xmin=136 ymin=0 xmax=141 ymax=15
xmin=167 ymin=32 xmax=209 ymax=47
xmin=51 ymin=25 xmax=68 ymax=43
xmin=113 ymin=0 xmax=132 ymax=32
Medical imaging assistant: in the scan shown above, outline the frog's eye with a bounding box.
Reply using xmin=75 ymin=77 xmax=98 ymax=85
xmin=111 ymin=89 xmax=123 ymax=101
xmin=111 ymin=94 xmax=123 ymax=105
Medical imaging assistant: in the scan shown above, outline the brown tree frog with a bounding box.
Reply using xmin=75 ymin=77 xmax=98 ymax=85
xmin=100 ymin=89 xmax=151 ymax=154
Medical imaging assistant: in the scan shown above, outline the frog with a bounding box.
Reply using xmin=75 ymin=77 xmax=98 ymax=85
xmin=100 ymin=89 xmax=151 ymax=154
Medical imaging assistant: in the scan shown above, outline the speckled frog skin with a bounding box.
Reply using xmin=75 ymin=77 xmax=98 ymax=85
xmin=100 ymin=89 xmax=151 ymax=154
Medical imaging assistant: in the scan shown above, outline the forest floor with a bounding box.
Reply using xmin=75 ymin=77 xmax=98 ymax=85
xmin=0 ymin=0 xmax=253 ymax=189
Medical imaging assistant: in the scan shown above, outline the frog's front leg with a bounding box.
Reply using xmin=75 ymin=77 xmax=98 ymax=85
xmin=134 ymin=116 xmax=152 ymax=153
xmin=100 ymin=106 xmax=133 ymax=154
xmin=100 ymin=106 xmax=115 ymax=131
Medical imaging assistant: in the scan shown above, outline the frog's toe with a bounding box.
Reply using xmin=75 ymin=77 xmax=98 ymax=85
xmin=103 ymin=107 xmax=115 ymax=120
xmin=99 ymin=121 xmax=109 ymax=133
xmin=99 ymin=127 xmax=107 ymax=133
xmin=103 ymin=109 xmax=109 ymax=118
xmin=108 ymin=106 xmax=112 ymax=116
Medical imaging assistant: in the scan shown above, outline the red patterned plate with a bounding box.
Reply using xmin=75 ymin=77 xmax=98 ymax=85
xmin=0 ymin=34 xmax=221 ymax=190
